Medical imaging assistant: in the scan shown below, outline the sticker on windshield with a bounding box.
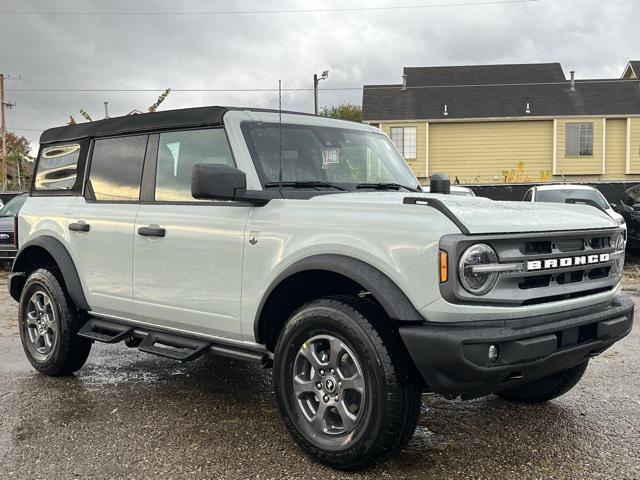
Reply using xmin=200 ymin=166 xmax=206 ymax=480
xmin=322 ymin=148 xmax=340 ymax=169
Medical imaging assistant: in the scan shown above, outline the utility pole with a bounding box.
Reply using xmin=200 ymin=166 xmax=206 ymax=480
xmin=1 ymin=74 xmax=7 ymax=191
xmin=313 ymin=70 xmax=329 ymax=115
xmin=1 ymin=74 xmax=17 ymax=192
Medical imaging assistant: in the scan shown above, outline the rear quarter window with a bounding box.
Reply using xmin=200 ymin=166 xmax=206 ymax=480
xmin=34 ymin=144 xmax=81 ymax=191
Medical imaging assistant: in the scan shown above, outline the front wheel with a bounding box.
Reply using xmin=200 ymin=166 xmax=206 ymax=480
xmin=18 ymin=268 xmax=92 ymax=376
xmin=273 ymin=296 xmax=422 ymax=471
xmin=496 ymin=361 xmax=588 ymax=404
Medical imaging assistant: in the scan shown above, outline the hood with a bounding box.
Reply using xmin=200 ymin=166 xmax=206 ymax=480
xmin=311 ymin=192 xmax=618 ymax=234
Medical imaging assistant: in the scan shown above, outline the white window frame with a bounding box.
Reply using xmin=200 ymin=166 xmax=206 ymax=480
xmin=565 ymin=122 xmax=593 ymax=157
xmin=390 ymin=126 xmax=417 ymax=160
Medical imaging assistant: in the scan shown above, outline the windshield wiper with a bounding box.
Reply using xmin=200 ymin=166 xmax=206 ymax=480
xmin=355 ymin=182 xmax=418 ymax=192
xmin=264 ymin=181 xmax=345 ymax=191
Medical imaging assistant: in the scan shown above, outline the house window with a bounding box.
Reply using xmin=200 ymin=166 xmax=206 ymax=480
xmin=390 ymin=126 xmax=417 ymax=159
xmin=565 ymin=122 xmax=593 ymax=156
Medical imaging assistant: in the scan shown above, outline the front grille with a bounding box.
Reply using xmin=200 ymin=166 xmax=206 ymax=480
xmin=556 ymin=238 xmax=584 ymax=252
xmin=440 ymin=228 xmax=623 ymax=306
xmin=0 ymin=232 xmax=14 ymax=245
xmin=493 ymin=230 xmax=620 ymax=305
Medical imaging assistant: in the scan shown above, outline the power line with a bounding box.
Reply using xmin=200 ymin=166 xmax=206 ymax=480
xmin=8 ymin=128 xmax=44 ymax=132
xmin=20 ymin=77 xmax=73 ymax=118
xmin=10 ymin=79 xmax=72 ymax=122
xmin=0 ymin=0 xmax=540 ymax=16
xmin=9 ymin=90 xmax=67 ymax=125
xmin=6 ymin=78 xmax=640 ymax=94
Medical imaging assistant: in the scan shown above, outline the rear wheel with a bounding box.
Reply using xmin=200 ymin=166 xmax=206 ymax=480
xmin=18 ymin=269 xmax=92 ymax=376
xmin=497 ymin=361 xmax=588 ymax=404
xmin=273 ymin=296 xmax=422 ymax=470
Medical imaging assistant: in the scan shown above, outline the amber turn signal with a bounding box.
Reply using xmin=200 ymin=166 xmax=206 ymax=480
xmin=439 ymin=250 xmax=448 ymax=283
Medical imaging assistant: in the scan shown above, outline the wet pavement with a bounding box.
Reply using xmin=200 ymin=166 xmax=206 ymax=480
xmin=0 ymin=266 xmax=639 ymax=480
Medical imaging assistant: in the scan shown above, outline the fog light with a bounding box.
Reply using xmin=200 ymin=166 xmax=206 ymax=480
xmin=488 ymin=345 xmax=500 ymax=363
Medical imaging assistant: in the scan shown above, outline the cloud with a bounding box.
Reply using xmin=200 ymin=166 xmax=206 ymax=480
xmin=1 ymin=0 xmax=638 ymax=150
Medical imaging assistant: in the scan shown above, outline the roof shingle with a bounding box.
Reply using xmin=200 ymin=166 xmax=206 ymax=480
xmin=403 ymin=62 xmax=565 ymax=87
xmin=363 ymin=63 xmax=640 ymax=121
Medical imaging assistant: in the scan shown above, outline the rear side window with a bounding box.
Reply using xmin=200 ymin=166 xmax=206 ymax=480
xmin=155 ymin=128 xmax=234 ymax=201
xmin=88 ymin=135 xmax=147 ymax=201
xmin=34 ymin=144 xmax=81 ymax=191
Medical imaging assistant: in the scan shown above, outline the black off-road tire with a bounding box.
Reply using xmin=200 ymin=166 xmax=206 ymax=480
xmin=497 ymin=361 xmax=589 ymax=404
xmin=18 ymin=268 xmax=92 ymax=376
xmin=273 ymin=296 xmax=422 ymax=471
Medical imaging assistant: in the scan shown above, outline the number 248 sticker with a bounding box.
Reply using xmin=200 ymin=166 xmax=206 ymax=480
xmin=322 ymin=148 xmax=340 ymax=169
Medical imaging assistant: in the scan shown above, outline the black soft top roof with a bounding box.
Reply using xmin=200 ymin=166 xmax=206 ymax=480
xmin=40 ymin=106 xmax=229 ymax=144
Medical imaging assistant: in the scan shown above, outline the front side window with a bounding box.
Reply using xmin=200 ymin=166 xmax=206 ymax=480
xmin=241 ymin=123 xmax=418 ymax=189
xmin=565 ymin=122 xmax=593 ymax=156
xmin=155 ymin=128 xmax=234 ymax=201
xmin=390 ymin=126 xmax=417 ymax=159
xmin=88 ymin=135 xmax=147 ymax=201
xmin=34 ymin=143 xmax=80 ymax=191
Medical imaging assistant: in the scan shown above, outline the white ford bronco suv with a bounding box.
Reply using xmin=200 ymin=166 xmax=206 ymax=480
xmin=10 ymin=107 xmax=634 ymax=470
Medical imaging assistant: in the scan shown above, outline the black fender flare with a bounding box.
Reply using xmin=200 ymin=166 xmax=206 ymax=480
xmin=254 ymin=254 xmax=424 ymax=340
xmin=10 ymin=235 xmax=90 ymax=310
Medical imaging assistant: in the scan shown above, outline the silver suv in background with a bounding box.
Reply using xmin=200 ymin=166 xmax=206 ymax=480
xmin=524 ymin=184 xmax=626 ymax=241
xmin=422 ymin=185 xmax=476 ymax=196
xmin=0 ymin=193 xmax=27 ymax=262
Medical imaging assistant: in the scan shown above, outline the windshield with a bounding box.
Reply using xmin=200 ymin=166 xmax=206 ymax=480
xmin=535 ymin=188 xmax=609 ymax=210
xmin=0 ymin=195 xmax=26 ymax=217
xmin=241 ymin=122 xmax=419 ymax=190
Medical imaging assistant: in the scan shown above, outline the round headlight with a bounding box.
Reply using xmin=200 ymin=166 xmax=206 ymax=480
xmin=458 ymin=243 xmax=499 ymax=295
xmin=614 ymin=233 xmax=625 ymax=273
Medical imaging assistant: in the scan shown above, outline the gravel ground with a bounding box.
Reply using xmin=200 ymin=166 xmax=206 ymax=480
xmin=0 ymin=263 xmax=639 ymax=480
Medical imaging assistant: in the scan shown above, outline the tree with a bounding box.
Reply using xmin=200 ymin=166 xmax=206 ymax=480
xmin=3 ymin=131 xmax=32 ymax=191
xmin=5 ymin=131 xmax=30 ymax=158
xmin=319 ymin=102 xmax=363 ymax=123
xmin=68 ymin=89 xmax=172 ymax=125
xmin=79 ymin=109 xmax=93 ymax=122
xmin=148 ymin=88 xmax=172 ymax=112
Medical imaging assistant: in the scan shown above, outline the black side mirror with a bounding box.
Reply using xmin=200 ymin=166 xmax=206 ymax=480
xmin=192 ymin=163 xmax=246 ymax=201
xmin=430 ymin=173 xmax=451 ymax=194
xmin=191 ymin=163 xmax=271 ymax=206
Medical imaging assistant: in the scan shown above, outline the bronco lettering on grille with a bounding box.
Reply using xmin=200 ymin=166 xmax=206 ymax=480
xmin=526 ymin=253 xmax=610 ymax=271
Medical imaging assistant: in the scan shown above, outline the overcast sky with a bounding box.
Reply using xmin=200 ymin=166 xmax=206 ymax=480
xmin=1 ymin=0 xmax=639 ymax=152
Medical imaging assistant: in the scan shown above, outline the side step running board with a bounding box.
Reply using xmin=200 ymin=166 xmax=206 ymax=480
xmin=78 ymin=318 xmax=135 ymax=344
xmin=80 ymin=315 xmax=270 ymax=364
xmin=138 ymin=332 xmax=211 ymax=362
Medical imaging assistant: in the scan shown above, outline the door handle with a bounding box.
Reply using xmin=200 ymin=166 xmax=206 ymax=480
xmin=69 ymin=222 xmax=90 ymax=232
xmin=138 ymin=226 xmax=166 ymax=238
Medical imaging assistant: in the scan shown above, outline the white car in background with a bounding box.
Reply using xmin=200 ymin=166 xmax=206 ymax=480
xmin=523 ymin=184 xmax=627 ymax=240
xmin=422 ymin=185 xmax=476 ymax=197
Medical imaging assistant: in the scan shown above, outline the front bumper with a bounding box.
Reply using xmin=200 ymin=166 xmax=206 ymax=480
xmin=400 ymin=294 xmax=634 ymax=399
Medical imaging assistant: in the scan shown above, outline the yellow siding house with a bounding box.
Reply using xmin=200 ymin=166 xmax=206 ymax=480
xmin=363 ymin=62 xmax=640 ymax=184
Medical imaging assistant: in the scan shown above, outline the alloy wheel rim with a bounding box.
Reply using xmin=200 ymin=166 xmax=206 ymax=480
xmin=292 ymin=335 xmax=365 ymax=436
xmin=25 ymin=290 xmax=57 ymax=361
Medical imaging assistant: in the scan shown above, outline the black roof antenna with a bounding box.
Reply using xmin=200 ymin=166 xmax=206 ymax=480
xmin=278 ymin=79 xmax=283 ymax=194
